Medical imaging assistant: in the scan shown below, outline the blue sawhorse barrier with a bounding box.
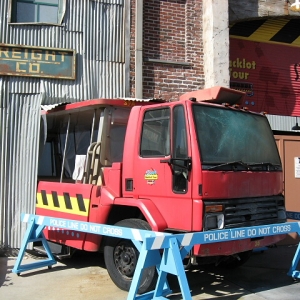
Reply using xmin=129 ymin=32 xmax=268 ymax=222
xmin=12 ymin=214 xmax=172 ymax=299
xmin=286 ymin=211 xmax=300 ymax=279
xmin=12 ymin=215 xmax=57 ymax=274
xmin=13 ymin=213 xmax=300 ymax=300
xmin=129 ymin=221 xmax=300 ymax=300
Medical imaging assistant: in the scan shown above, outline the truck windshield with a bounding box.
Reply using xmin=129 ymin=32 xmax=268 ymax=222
xmin=192 ymin=105 xmax=282 ymax=171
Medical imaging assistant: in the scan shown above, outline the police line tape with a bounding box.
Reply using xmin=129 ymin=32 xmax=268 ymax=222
xmin=144 ymin=222 xmax=299 ymax=250
xmin=21 ymin=213 xmax=168 ymax=243
xmin=21 ymin=213 xmax=300 ymax=251
xmin=286 ymin=211 xmax=300 ymax=221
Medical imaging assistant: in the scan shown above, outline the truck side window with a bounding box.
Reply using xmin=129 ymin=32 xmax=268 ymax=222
xmin=173 ymin=105 xmax=188 ymax=193
xmin=38 ymin=140 xmax=57 ymax=177
xmin=140 ymin=108 xmax=170 ymax=157
xmin=38 ymin=110 xmax=101 ymax=182
xmin=100 ymin=107 xmax=131 ymax=165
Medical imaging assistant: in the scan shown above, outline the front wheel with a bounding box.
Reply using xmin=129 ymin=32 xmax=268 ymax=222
xmin=103 ymin=219 xmax=157 ymax=293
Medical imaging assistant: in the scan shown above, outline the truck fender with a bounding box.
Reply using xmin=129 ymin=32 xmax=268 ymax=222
xmin=114 ymin=198 xmax=168 ymax=232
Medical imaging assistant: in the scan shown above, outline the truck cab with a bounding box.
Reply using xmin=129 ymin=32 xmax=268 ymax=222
xmin=37 ymin=87 xmax=286 ymax=292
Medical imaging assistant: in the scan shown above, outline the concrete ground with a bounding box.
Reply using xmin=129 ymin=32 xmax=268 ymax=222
xmin=0 ymin=244 xmax=300 ymax=300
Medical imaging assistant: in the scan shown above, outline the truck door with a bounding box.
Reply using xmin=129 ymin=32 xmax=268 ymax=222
xmin=133 ymin=104 xmax=193 ymax=231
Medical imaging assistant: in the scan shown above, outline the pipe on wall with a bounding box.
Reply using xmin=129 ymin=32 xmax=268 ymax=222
xmin=135 ymin=0 xmax=143 ymax=99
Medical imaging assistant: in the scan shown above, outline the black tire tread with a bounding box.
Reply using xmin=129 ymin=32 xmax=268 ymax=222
xmin=103 ymin=218 xmax=157 ymax=293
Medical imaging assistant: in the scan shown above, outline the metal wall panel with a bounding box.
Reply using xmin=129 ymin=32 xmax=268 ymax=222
xmin=267 ymin=114 xmax=300 ymax=132
xmin=0 ymin=90 xmax=42 ymax=248
xmin=0 ymin=0 xmax=126 ymax=248
xmin=0 ymin=0 xmax=9 ymax=43
xmin=2 ymin=0 xmax=125 ymax=103
xmin=0 ymin=79 xmax=9 ymax=247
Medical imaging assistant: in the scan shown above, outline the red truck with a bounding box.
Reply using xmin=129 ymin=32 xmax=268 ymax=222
xmin=36 ymin=86 xmax=286 ymax=293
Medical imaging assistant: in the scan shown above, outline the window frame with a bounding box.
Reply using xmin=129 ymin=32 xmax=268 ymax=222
xmin=140 ymin=108 xmax=171 ymax=157
xmin=9 ymin=0 xmax=66 ymax=25
xmin=172 ymin=105 xmax=189 ymax=194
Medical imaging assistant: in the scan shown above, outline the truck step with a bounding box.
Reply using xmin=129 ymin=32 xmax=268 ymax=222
xmin=33 ymin=242 xmax=74 ymax=259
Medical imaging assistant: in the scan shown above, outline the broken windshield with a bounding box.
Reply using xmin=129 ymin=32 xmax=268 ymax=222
xmin=192 ymin=105 xmax=282 ymax=171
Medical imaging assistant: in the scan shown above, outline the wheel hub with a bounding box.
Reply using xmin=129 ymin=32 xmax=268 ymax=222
xmin=114 ymin=243 xmax=137 ymax=278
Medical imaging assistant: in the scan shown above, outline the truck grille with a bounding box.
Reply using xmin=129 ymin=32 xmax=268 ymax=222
xmin=204 ymin=195 xmax=286 ymax=230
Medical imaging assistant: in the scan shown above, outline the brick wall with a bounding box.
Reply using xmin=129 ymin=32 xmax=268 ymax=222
xmin=130 ymin=0 xmax=204 ymax=101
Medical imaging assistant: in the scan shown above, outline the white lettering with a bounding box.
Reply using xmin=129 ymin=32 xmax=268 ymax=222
xmin=259 ymin=227 xmax=270 ymax=235
xmin=103 ymin=227 xmax=123 ymax=237
xmin=247 ymin=228 xmax=257 ymax=236
xmin=204 ymin=231 xmax=229 ymax=242
xmin=89 ymin=224 xmax=101 ymax=233
xmin=50 ymin=219 xmax=66 ymax=227
xmin=67 ymin=221 xmax=79 ymax=230
xmin=230 ymin=229 xmax=245 ymax=239
xmin=272 ymin=224 xmax=291 ymax=234
xmin=80 ymin=223 xmax=88 ymax=231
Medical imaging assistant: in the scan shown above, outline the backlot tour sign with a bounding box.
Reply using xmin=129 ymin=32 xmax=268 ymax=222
xmin=230 ymin=37 xmax=300 ymax=116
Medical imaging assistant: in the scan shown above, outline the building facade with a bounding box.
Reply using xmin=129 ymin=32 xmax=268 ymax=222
xmin=0 ymin=0 xmax=208 ymax=248
xmin=0 ymin=0 xmax=128 ymax=247
xmin=1 ymin=0 xmax=300 ymax=248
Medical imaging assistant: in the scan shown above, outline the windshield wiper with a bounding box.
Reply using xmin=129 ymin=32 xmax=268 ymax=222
xmin=247 ymin=162 xmax=281 ymax=170
xmin=208 ymin=160 xmax=250 ymax=170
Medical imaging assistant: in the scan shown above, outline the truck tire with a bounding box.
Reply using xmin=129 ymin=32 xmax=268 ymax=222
xmin=103 ymin=219 xmax=157 ymax=293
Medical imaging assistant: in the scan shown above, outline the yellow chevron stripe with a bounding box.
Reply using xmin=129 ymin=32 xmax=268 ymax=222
xmin=230 ymin=18 xmax=300 ymax=47
xmin=230 ymin=35 xmax=300 ymax=49
xmin=291 ymin=35 xmax=300 ymax=46
xmin=248 ymin=19 xmax=290 ymax=42
xmin=36 ymin=193 xmax=90 ymax=217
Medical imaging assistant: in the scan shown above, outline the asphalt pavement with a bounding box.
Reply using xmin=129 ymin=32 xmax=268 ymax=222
xmin=1 ymin=244 xmax=300 ymax=299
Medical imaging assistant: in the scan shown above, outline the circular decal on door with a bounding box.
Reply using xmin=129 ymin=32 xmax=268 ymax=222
xmin=145 ymin=169 xmax=158 ymax=185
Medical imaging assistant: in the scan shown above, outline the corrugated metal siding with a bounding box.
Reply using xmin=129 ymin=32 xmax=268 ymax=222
xmin=0 ymin=88 xmax=42 ymax=247
xmin=267 ymin=114 xmax=300 ymax=132
xmin=0 ymin=0 xmax=126 ymax=248
xmin=0 ymin=1 xmax=9 ymax=43
xmin=6 ymin=0 xmax=125 ymax=103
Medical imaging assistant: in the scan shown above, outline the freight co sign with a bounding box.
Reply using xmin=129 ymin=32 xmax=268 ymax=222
xmin=0 ymin=44 xmax=76 ymax=80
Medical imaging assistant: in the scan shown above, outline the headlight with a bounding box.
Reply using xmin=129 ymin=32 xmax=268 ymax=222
xmin=205 ymin=214 xmax=224 ymax=230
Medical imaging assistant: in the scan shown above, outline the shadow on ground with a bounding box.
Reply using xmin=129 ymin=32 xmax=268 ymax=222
xmin=4 ymin=244 xmax=300 ymax=299
xmin=167 ymin=244 xmax=300 ymax=299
